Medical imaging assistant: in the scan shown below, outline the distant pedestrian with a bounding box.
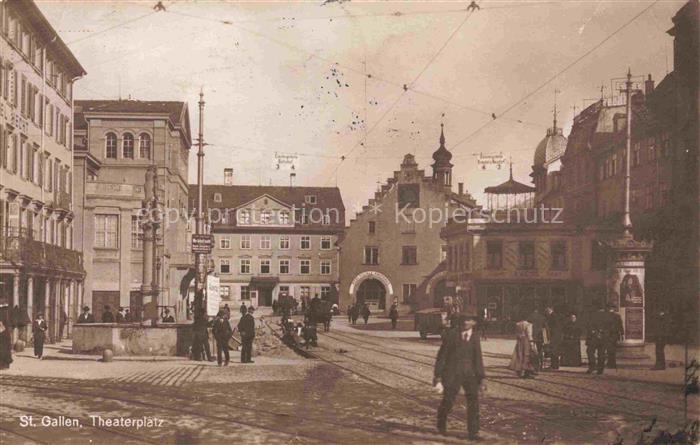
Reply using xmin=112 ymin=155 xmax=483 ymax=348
xmin=361 ymin=304 xmax=371 ymax=324
xmin=116 ymin=307 xmax=126 ymax=323
xmin=509 ymin=313 xmax=537 ymax=378
xmin=32 ymin=314 xmax=47 ymax=360
xmin=124 ymin=308 xmax=133 ymax=322
xmin=544 ymin=306 xmax=564 ymax=370
xmin=561 ymin=314 xmax=582 ymax=367
xmin=347 ymin=305 xmax=353 ymax=323
xmin=161 ymin=308 xmax=175 ymax=323
xmin=478 ymin=308 xmax=488 ymax=340
xmin=604 ymin=305 xmax=624 ymax=369
xmin=10 ymin=304 xmax=28 ymax=344
xmin=586 ymin=305 xmax=607 ymax=374
xmin=77 ymin=306 xmax=95 ymax=324
xmin=0 ymin=321 xmax=13 ymax=370
xmin=59 ymin=308 xmax=68 ymax=340
xmin=433 ymin=315 xmax=485 ymax=441
xmin=350 ymin=305 xmax=359 ymax=325
xmin=651 ymin=308 xmax=672 ymax=370
xmin=239 ymin=302 xmax=247 ymax=315
xmin=238 ymin=306 xmax=255 ymax=363
xmin=102 ymin=306 xmax=115 ymax=323
xmin=389 ymin=303 xmax=399 ymax=329
xmin=528 ymin=308 xmax=546 ymax=370
xmin=303 ymin=316 xmax=318 ymax=349
xmin=212 ymin=310 xmax=232 ymax=366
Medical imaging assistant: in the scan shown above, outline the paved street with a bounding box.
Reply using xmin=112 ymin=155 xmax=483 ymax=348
xmin=1 ymin=318 xmax=696 ymax=444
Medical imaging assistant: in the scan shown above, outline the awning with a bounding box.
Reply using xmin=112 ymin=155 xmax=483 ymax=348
xmin=249 ymin=276 xmax=279 ymax=290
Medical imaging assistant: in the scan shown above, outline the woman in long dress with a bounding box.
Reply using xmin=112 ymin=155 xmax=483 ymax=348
xmin=509 ymin=315 xmax=537 ymax=378
xmin=0 ymin=321 xmax=13 ymax=370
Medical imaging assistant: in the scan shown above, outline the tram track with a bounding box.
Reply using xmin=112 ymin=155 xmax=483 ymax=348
xmin=0 ymin=423 xmax=50 ymax=445
xmin=325 ymin=329 xmax=690 ymax=416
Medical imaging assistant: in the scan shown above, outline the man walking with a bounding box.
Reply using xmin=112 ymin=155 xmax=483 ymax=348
xmin=212 ymin=310 xmax=232 ymax=366
xmin=528 ymin=308 xmax=546 ymax=370
xmin=361 ymin=303 xmax=371 ymax=324
xmin=32 ymin=314 xmax=47 ymax=360
xmin=238 ymin=306 xmax=256 ymax=363
xmin=433 ymin=315 xmax=485 ymax=441
xmin=604 ymin=305 xmax=624 ymax=369
xmin=544 ymin=306 xmax=563 ymax=370
xmin=586 ymin=305 xmax=607 ymax=374
xmin=652 ymin=308 xmax=671 ymax=370
xmin=389 ymin=303 xmax=399 ymax=330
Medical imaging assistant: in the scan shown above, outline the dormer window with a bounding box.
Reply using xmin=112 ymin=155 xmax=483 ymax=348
xmin=260 ymin=210 xmax=271 ymax=224
xmin=213 ymin=193 xmax=222 ymax=203
xmin=305 ymin=195 xmax=317 ymax=205
xmin=238 ymin=210 xmax=250 ymax=225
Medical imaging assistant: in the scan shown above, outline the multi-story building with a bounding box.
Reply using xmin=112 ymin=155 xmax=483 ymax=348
xmin=190 ymin=176 xmax=345 ymax=309
xmin=73 ymin=100 xmax=192 ymax=321
xmin=0 ymin=0 xmax=86 ymax=342
xmin=339 ymin=125 xmax=477 ymax=313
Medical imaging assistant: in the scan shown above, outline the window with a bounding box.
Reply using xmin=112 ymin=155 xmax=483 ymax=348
xmin=260 ymin=259 xmax=271 ymax=274
xmin=238 ymin=210 xmax=250 ymax=225
xmin=239 ymin=259 xmax=251 ymax=274
xmin=368 ymin=221 xmax=375 ymax=234
xmin=300 ymin=260 xmax=310 ymax=274
xmin=260 ymin=235 xmax=271 ymax=249
xmin=220 ymin=236 xmax=231 ymax=249
xmin=305 ymin=195 xmax=317 ymax=204
xmin=122 ymin=133 xmax=134 ymax=159
xmin=550 ymin=241 xmax=567 ymax=270
xmin=94 ymin=215 xmax=118 ymax=248
xmin=260 ymin=210 xmax=271 ymax=224
xmin=398 ymin=184 xmax=420 ymax=208
xmin=364 ymin=246 xmax=379 ymax=265
xmin=321 ymin=212 xmax=331 ymax=225
xmin=139 ymin=133 xmax=151 ymax=159
xmin=518 ymin=241 xmax=536 ymax=270
xmin=279 ymin=211 xmax=290 ymax=225
xmin=279 ymin=259 xmax=290 ymax=274
xmin=300 ymin=286 xmax=311 ymax=299
xmin=220 ymin=286 xmax=231 ymax=300
xmin=401 ymin=246 xmax=418 ymax=265
xmin=214 ymin=193 xmax=222 ymax=203
xmin=402 ymin=284 xmax=417 ymax=302
xmin=486 ymin=241 xmax=503 ymax=270
xmin=279 ymin=235 xmax=290 ymax=249
xmin=321 ymin=286 xmax=331 ymax=300
xmin=131 ymin=216 xmax=143 ymax=249
xmin=320 ymin=260 xmax=331 ymax=275
xmin=241 ymin=286 xmax=251 ymax=300
xmin=320 ymin=236 xmax=332 ymax=250
xmin=240 ymin=235 xmax=251 ymax=249
xmin=220 ymin=259 xmax=231 ymax=274
xmin=300 ymin=236 xmax=310 ymax=250
xmin=105 ymin=133 xmax=117 ymax=159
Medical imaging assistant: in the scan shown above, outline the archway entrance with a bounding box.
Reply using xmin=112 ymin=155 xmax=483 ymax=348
xmin=357 ymin=278 xmax=386 ymax=310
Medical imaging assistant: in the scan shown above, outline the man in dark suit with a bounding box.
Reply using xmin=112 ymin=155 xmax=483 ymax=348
xmin=237 ymin=306 xmax=256 ymax=363
xmin=32 ymin=314 xmax=48 ymax=359
xmin=545 ymin=307 xmax=564 ymax=370
xmin=528 ymin=308 xmax=546 ymax=370
xmin=212 ymin=310 xmax=232 ymax=366
xmin=586 ymin=306 xmax=607 ymax=374
xmin=77 ymin=306 xmax=95 ymax=324
xmin=433 ymin=315 xmax=486 ymax=441
xmin=102 ymin=306 xmax=115 ymax=323
xmin=651 ymin=308 xmax=671 ymax=370
xmin=604 ymin=305 xmax=624 ymax=369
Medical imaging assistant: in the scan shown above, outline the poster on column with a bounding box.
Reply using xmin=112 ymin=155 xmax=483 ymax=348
xmin=620 ymin=273 xmax=644 ymax=307
xmin=206 ymin=275 xmax=221 ymax=317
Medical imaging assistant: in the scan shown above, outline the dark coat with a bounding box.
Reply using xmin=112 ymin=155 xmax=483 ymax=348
xmin=585 ymin=310 xmax=607 ymax=346
xmin=102 ymin=311 xmax=115 ymax=323
xmin=434 ymin=328 xmax=485 ymax=388
xmin=77 ymin=313 xmax=95 ymax=323
xmin=116 ymin=312 xmax=125 ymax=323
xmin=161 ymin=315 xmax=175 ymax=323
xmin=0 ymin=328 xmax=12 ymax=367
xmin=212 ymin=317 xmax=232 ymax=340
xmin=652 ymin=312 xmax=672 ymax=344
xmin=32 ymin=319 xmax=47 ymax=340
xmin=605 ymin=311 xmax=624 ymax=343
xmin=528 ymin=311 xmax=546 ymax=342
xmin=237 ymin=313 xmax=256 ymax=340
xmin=545 ymin=312 xmax=565 ymax=347
xmin=389 ymin=306 xmax=399 ymax=321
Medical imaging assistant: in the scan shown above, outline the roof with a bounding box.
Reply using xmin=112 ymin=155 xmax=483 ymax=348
xmin=533 ymin=126 xmax=567 ymax=168
xmin=189 ymin=184 xmax=345 ymax=228
xmin=7 ymin=0 xmax=86 ymax=78
xmin=74 ymin=100 xmax=192 ymax=143
xmin=431 ymin=124 xmax=453 ymax=168
xmin=484 ymin=166 xmax=535 ymax=195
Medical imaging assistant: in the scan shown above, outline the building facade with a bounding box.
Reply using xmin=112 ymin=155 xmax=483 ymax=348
xmin=73 ymin=100 xmax=192 ymax=321
xmin=339 ymin=126 xmax=477 ymax=313
xmin=190 ymin=181 xmax=345 ymax=309
xmin=0 ymin=0 xmax=86 ymax=342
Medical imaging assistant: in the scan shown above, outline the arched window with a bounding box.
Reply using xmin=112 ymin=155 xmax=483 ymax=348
xmin=139 ymin=133 xmax=151 ymax=159
xmin=123 ymin=133 xmax=134 ymax=159
xmin=105 ymin=132 xmax=117 ymax=159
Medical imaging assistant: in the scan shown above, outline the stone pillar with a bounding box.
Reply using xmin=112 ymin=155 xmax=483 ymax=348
xmin=65 ymin=280 xmax=72 ymax=338
xmin=12 ymin=272 xmax=20 ymax=345
xmin=25 ymin=275 xmax=33 ymax=341
xmin=605 ymin=233 xmax=653 ymax=357
xmin=44 ymin=278 xmax=51 ymax=342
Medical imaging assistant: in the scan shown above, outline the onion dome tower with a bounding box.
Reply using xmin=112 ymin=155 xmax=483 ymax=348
xmin=431 ymin=123 xmax=453 ymax=189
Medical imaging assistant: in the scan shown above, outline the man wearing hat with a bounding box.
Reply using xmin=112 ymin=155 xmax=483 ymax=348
xmin=237 ymin=306 xmax=255 ymax=363
xmin=433 ymin=314 xmax=486 ymax=441
xmin=77 ymin=306 xmax=95 ymax=324
xmin=32 ymin=314 xmax=47 ymax=359
xmin=604 ymin=304 xmax=624 ymax=369
xmin=212 ymin=310 xmax=232 ymax=366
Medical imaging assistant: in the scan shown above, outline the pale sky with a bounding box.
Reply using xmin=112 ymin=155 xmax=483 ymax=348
xmin=39 ymin=0 xmax=683 ymax=217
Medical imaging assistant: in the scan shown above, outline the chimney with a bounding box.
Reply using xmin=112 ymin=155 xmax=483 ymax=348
xmin=645 ymin=74 xmax=655 ymax=96
xmin=458 ymin=182 xmax=464 ymax=195
xmin=223 ymin=168 xmax=233 ymax=185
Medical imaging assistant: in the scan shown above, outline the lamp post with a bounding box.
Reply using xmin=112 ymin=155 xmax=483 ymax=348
xmin=193 ymin=91 xmax=207 ymax=325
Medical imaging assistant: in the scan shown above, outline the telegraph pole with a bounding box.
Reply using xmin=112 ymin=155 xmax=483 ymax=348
xmin=621 ymin=68 xmax=633 ymax=237
xmin=193 ymin=90 xmax=207 ymax=325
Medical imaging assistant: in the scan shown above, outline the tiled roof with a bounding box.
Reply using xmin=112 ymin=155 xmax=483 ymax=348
xmin=74 ymin=100 xmax=189 ymax=133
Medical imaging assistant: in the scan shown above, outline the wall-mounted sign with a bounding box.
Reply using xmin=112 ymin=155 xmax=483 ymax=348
xmin=624 ymin=307 xmax=644 ymax=340
xmin=191 ymin=234 xmax=213 ymax=254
